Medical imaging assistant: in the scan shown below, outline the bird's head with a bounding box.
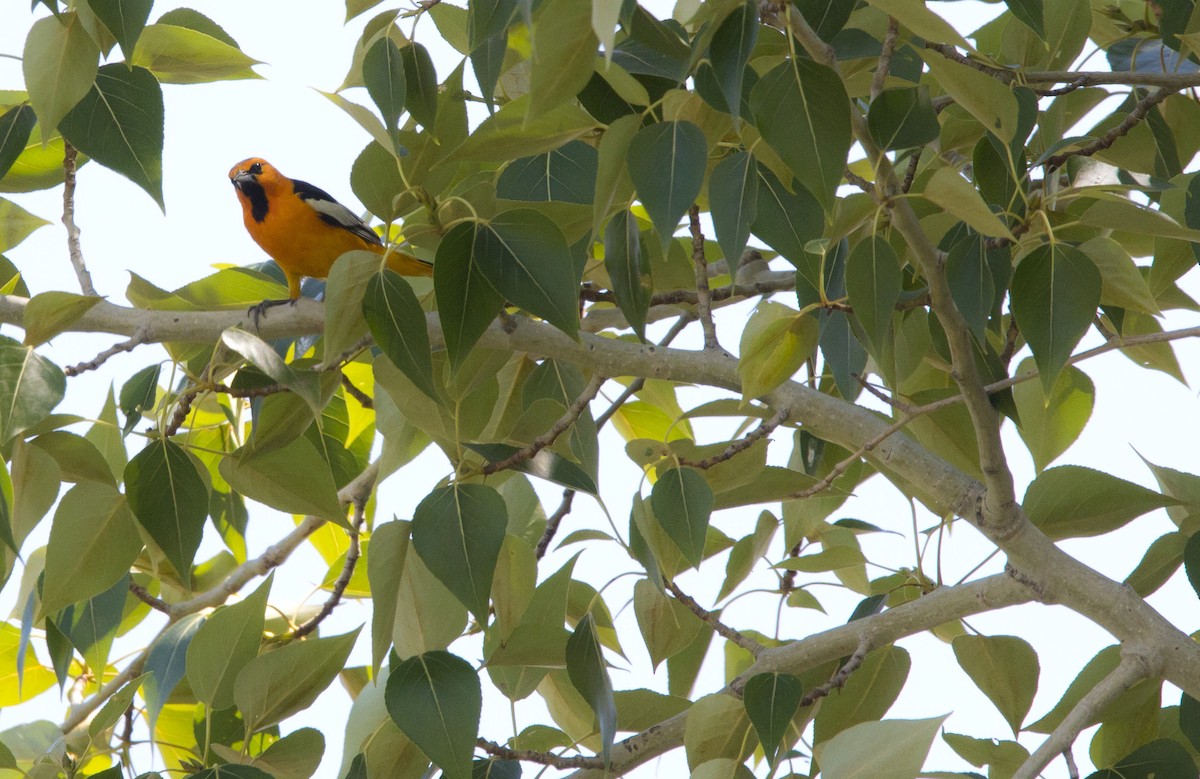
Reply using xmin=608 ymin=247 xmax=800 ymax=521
xmin=229 ymin=158 xmax=287 ymax=196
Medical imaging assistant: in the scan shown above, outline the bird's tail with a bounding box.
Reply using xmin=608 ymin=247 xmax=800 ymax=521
xmin=385 ymin=249 xmax=434 ymax=277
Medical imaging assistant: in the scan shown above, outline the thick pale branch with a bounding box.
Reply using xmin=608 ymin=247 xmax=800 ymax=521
xmin=1012 ymin=651 xmax=1156 ymax=779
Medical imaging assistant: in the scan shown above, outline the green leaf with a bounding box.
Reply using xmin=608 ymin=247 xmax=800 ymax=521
xmin=363 ymin=269 xmax=437 ymax=401
xmin=1010 ymin=243 xmax=1101 ymax=393
xmin=813 ymin=645 xmax=911 ymax=743
xmin=220 ymin=437 xmax=346 ymax=526
xmin=776 ymin=544 xmax=866 ymax=572
xmin=1011 ymin=359 xmax=1094 ymax=472
xmin=125 ymin=438 xmax=207 ymax=586
xmin=143 ymin=612 xmax=204 ymax=728
xmin=1005 ymin=0 xmax=1045 ymax=37
xmin=750 ymin=163 xmax=824 ymax=267
xmin=154 ymin=8 xmax=240 ymax=46
xmin=131 ymin=23 xmax=261 ymax=84
xmin=22 ymin=14 xmax=100 ymax=143
xmin=386 ymin=650 xmax=481 ymax=779
xmin=1184 ymin=532 xmax=1200 ymax=599
xmin=22 ymin=291 xmax=101 ymax=347
xmin=401 ymin=42 xmax=437 ymax=130
xmin=363 ymin=37 xmax=406 ymax=140
xmin=0 ymin=106 xmax=37 ymax=182
xmin=0 ymin=343 xmax=63 ymax=446
xmin=922 ymin=52 xmax=1018 ymax=144
xmin=868 ymin=86 xmax=940 ymax=151
xmin=626 ymin=120 xmax=708 ymax=250
xmin=709 ymin=3 xmax=757 ymax=124
xmin=465 ymin=443 xmax=598 ymax=495
xmin=468 ymin=0 xmax=516 ymax=51
xmin=750 ymin=59 xmax=852 ymax=210
xmin=87 ymin=0 xmax=153 ymax=60
xmin=529 ymin=0 xmax=597 ymax=116
xmin=455 ymin=94 xmax=598 ymax=162
xmin=474 ymin=209 xmax=580 ymax=338
xmin=497 ymin=141 xmax=598 ymax=205
xmin=57 ymin=573 xmax=127 ymax=674
xmin=220 ymin=327 xmax=322 ymax=414
xmin=1089 ymin=739 xmax=1197 ymax=779
xmin=592 ymin=113 xmax=639 ymax=236
xmin=234 ymin=627 xmax=361 ymax=734
xmin=632 ymin=578 xmax=703 ymax=669
xmin=923 ymin=167 xmax=1013 ymax=239
xmin=434 ymin=223 xmax=505 ymax=369
xmin=603 ymin=209 xmax=651 ymax=341
xmin=743 ymin=672 xmax=803 ymax=767
xmin=684 ymin=692 xmax=754 ymax=769
xmin=59 ymin=64 xmax=164 ymax=208
xmin=1082 ymin=237 xmax=1159 ymax=316
xmin=412 ymin=483 xmax=506 ymax=622
xmin=952 ymin=634 xmax=1039 ymax=735
xmin=737 ymin=301 xmax=818 ymax=400
xmin=0 ymin=196 xmax=52 ymax=253
xmin=945 ymin=234 xmax=1006 ymax=342
xmin=941 ymin=732 xmax=1030 ymax=776
xmin=367 ymin=520 xmax=410 ymax=675
xmin=719 ymin=511 xmax=777 ymax=601
xmin=1024 ymin=465 xmax=1177 ymax=541
xmin=565 ymin=613 xmax=617 ymax=762
xmin=41 ymin=483 xmax=140 ymax=613
xmin=815 ymin=715 xmax=948 ymax=779
xmin=119 ymin=364 xmax=159 ymax=435
xmin=186 ymin=573 xmax=271 ymax=711
xmin=88 ymin=673 xmax=147 ymax=740
xmin=253 ymin=727 xmax=325 ymax=779
xmin=322 ymin=250 xmax=376 ymax=367
xmin=1124 ymin=531 xmax=1187 ymax=597
xmin=846 ymin=236 xmax=902 ymax=353
xmin=709 ymin=151 xmax=757 ymax=269
xmin=650 ymin=467 xmax=714 ymax=570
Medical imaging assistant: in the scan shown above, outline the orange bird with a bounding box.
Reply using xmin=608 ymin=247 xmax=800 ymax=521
xmin=229 ymin=157 xmax=431 ymax=322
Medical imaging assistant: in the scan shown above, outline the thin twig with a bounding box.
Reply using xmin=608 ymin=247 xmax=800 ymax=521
xmin=1034 ymin=76 xmax=1088 ymax=97
xmin=1012 ymin=652 xmax=1154 ymax=779
xmin=318 ymin=333 xmax=375 ymax=372
xmin=843 ymin=168 xmax=876 ymax=195
xmin=536 ymin=489 xmax=576 ymax=559
xmin=62 ymin=142 xmax=98 ymax=297
xmin=287 ymin=499 xmax=366 ymax=640
xmin=1064 ymin=749 xmax=1080 ymax=779
xmin=901 ymin=151 xmax=921 ymax=194
xmin=799 ymin=636 xmax=871 ymax=706
xmin=666 ymin=579 xmax=764 ymax=656
xmin=924 ymin=42 xmax=1014 ymax=80
xmin=677 ymin=407 xmax=789 ymax=470
xmin=481 ymin=374 xmax=605 ymax=475
xmin=65 ymin=332 xmax=147 ymax=376
xmin=341 ymin=372 xmax=374 ymax=409
xmin=688 ymin=205 xmax=720 ymax=350
xmin=476 ymin=738 xmax=604 ymax=769
xmin=579 ymin=276 xmax=798 ymax=307
xmin=164 ymin=391 xmax=195 ymax=438
xmin=128 ymin=581 xmax=170 ymax=613
xmin=871 ymin=16 xmax=900 ymax=101
xmin=1044 ymin=88 xmax=1173 ymax=171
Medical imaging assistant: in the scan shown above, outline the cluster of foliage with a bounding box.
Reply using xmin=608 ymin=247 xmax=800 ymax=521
xmin=5 ymin=0 xmax=1200 ymax=778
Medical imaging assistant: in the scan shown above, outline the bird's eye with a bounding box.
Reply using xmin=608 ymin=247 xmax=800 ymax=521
xmin=248 ymin=162 xmax=263 ymax=175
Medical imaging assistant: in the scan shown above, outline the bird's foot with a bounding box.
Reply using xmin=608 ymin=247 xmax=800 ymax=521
xmin=248 ymin=298 xmax=297 ymax=329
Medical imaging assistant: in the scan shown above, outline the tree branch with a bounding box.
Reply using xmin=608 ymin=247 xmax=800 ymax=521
xmin=535 ymin=489 xmax=576 ymax=559
xmin=1044 ymin=87 xmax=1173 ymax=171
xmin=1011 ymin=650 xmax=1156 ymax=779
xmin=62 ymin=142 xmax=98 ymax=297
xmin=798 ymin=635 xmax=870 ymax=706
xmin=480 ymin=374 xmax=605 ymax=475
xmin=666 ymin=579 xmax=764 ymax=657
xmin=567 ymin=574 xmax=1035 ymax=778
xmin=65 ymin=331 xmax=148 ymax=376
xmin=286 ymin=498 xmax=366 ymax=640
xmin=688 ymin=205 xmax=720 ymax=350
xmin=677 ymin=407 xmax=788 ymax=470
xmin=871 ymin=16 xmax=900 ymax=101
xmin=477 ymin=738 xmax=604 ymax=769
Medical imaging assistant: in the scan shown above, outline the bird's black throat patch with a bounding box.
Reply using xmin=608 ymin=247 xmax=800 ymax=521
xmin=238 ymin=179 xmax=270 ymax=222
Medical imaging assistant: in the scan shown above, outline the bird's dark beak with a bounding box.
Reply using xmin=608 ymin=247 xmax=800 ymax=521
xmin=231 ymin=170 xmax=255 ymax=192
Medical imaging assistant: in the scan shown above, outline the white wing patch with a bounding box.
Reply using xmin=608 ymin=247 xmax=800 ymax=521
xmin=303 ymin=196 xmax=383 ymax=246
